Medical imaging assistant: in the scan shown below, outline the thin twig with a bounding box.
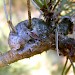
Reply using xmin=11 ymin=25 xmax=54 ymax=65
xmin=8 ymin=0 xmax=16 ymax=33
xmin=9 ymin=0 xmax=12 ymax=21
xmin=55 ymin=25 xmax=59 ymax=56
xmin=3 ymin=0 xmax=8 ymax=21
xmin=3 ymin=0 xmax=16 ymax=33
xmin=52 ymin=0 xmax=61 ymax=11
xmin=27 ymin=0 xmax=32 ymax=29
xmin=7 ymin=20 xmax=16 ymax=33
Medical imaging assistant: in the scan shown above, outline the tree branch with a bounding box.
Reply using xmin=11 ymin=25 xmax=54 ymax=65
xmin=0 ymin=40 xmax=50 ymax=67
xmin=0 ymin=33 xmax=75 ymax=67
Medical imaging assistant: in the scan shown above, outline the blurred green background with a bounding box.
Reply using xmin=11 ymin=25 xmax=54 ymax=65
xmin=0 ymin=0 xmax=75 ymax=75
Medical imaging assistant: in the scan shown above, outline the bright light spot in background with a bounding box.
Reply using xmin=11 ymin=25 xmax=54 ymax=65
xmin=61 ymin=11 xmax=66 ymax=15
xmin=12 ymin=52 xmax=52 ymax=75
xmin=29 ymin=53 xmax=51 ymax=75
xmin=31 ymin=66 xmax=50 ymax=75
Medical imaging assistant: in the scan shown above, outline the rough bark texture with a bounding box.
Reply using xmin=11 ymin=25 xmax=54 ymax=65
xmin=0 ymin=18 xmax=75 ymax=67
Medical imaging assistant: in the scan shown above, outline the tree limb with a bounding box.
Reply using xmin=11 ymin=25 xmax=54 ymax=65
xmin=0 ymin=33 xmax=75 ymax=67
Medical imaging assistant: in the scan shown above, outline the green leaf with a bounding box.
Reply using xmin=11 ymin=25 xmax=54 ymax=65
xmin=33 ymin=0 xmax=44 ymax=8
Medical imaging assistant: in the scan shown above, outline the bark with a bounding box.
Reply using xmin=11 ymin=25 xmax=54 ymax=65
xmin=0 ymin=33 xmax=75 ymax=67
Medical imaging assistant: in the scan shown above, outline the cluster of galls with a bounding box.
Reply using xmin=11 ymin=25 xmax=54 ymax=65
xmin=8 ymin=18 xmax=50 ymax=51
xmin=8 ymin=15 xmax=74 ymax=52
xmin=58 ymin=16 xmax=74 ymax=36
